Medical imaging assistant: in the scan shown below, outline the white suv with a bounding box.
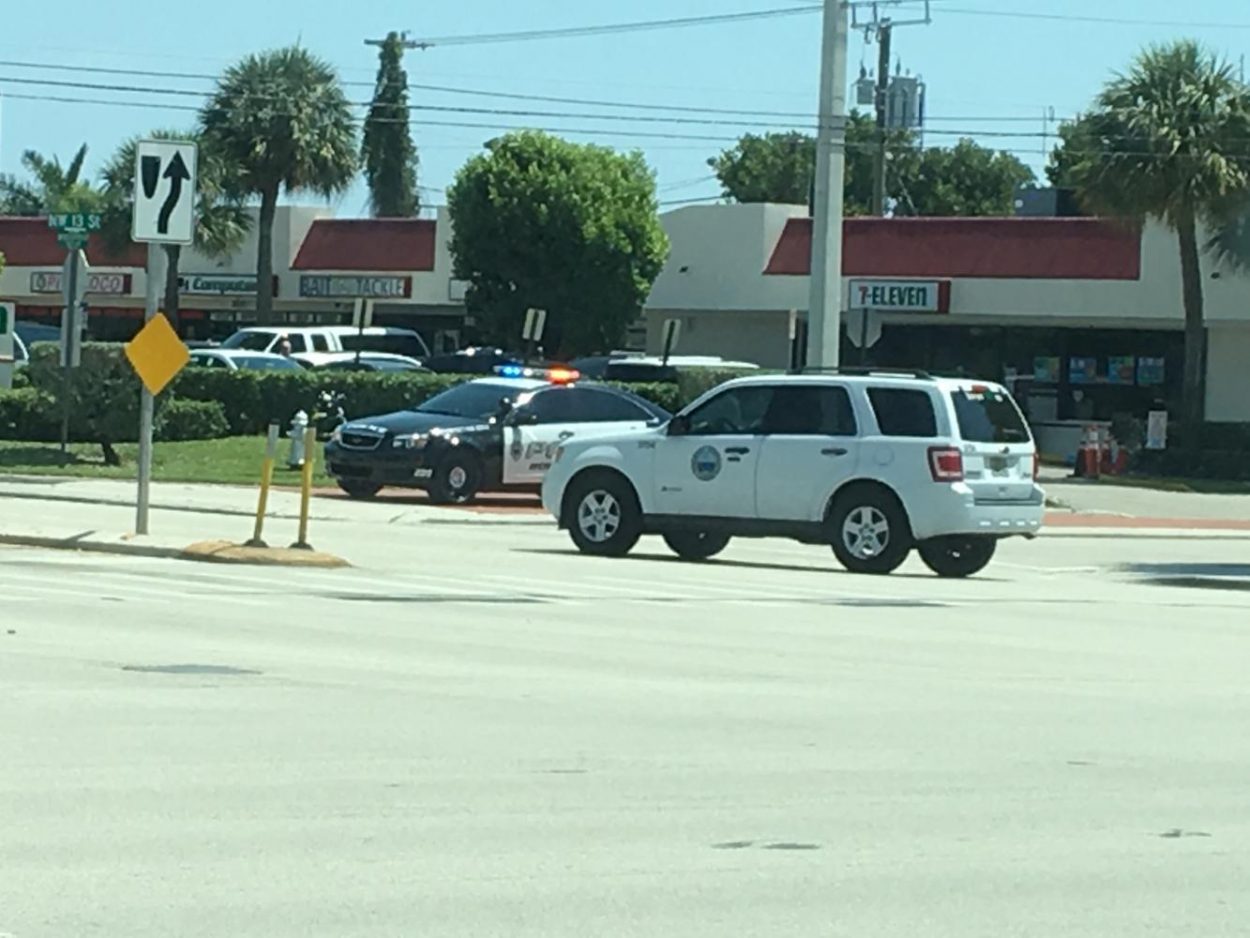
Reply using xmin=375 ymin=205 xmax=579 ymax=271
xmin=540 ymin=370 xmax=1044 ymax=578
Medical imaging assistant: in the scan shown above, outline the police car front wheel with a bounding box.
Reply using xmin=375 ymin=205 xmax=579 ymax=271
xmin=428 ymin=452 xmax=482 ymax=505
xmin=566 ymin=472 xmax=642 ymax=557
xmin=663 ymin=530 xmax=730 ymax=562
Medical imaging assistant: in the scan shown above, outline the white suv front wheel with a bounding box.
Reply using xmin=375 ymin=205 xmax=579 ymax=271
xmin=828 ymin=486 xmax=912 ymax=575
xmin=565 ymin=472 xmax=643 ymax=557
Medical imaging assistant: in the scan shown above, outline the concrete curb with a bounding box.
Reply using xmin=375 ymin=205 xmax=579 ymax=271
xmin=0 ymin=533 xmax=350 ymax=568
xmin=0 ymin=532 xmax=185 ymax=560
xmin=0 ymin=487 xmax=324 ymax=522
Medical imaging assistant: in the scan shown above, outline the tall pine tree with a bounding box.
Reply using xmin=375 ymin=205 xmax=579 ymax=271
xmin=362 ymin=32 xmax=420 ymax=217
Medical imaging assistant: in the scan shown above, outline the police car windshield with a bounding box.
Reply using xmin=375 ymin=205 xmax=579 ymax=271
xmin=415 ymin=382 xmax=518 ymax=418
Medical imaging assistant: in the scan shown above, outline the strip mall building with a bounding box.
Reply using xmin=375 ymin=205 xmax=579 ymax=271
xmin=3 ymin=201 xmax=1248 ymax=431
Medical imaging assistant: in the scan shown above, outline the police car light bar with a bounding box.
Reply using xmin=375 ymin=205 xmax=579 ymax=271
xmin=494 ymin=364 xmax=581 ymax=383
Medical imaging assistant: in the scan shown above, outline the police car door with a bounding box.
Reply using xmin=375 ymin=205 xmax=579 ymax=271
xmin=652 ymin=384 xmax=772 ymax=517
xmin=503 ymin=386 xmax=653 ymax=485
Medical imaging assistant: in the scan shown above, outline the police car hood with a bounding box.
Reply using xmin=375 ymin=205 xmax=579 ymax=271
xmin=342 ymin=410 xmax=489 ymax=436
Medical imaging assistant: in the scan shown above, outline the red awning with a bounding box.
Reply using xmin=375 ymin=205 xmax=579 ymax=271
xmin=765 ymin=217 xmax=1142 ymax=280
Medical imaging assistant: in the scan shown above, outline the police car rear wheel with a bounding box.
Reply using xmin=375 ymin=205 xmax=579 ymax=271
xmin=663 ymin=530 xmax=730 ymax=561
xmin=428 ymin=453 xmax=482 ymax=505
xmin=918 ymin=536 xmax=997 ymax=578
xmin=829 ymin=488 xmax=912 ymax=575
xmin=566 ymin=473 xmax=641 ymax=557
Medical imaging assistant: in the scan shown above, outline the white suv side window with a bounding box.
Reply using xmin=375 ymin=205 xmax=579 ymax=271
xmin=866 ymin=387 xmax=938 ymax=437
xmin=685 ymin=386 xmax=773 ymax=436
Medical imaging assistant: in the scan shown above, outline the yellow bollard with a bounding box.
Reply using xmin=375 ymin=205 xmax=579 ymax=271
xmin=246 ymin=423 xmax=280 ymax=547
xmin=291 ymin=426 xmax=318 ymax=550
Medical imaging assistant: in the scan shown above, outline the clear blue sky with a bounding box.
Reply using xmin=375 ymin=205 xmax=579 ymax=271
xmin=2 ymin=0 xmax=1249 ymax=217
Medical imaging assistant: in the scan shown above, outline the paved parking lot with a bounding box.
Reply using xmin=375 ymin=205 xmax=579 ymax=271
xmin=3 ymin=517 xmax=1250 ymax=937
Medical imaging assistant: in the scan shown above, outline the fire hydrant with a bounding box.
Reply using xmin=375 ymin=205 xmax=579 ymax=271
xmin=287 ymin=410 xmax=309 ymax=468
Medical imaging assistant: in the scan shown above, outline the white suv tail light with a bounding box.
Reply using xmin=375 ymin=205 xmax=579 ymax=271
xmin=928 ymin=446 xmax=965 ymax=482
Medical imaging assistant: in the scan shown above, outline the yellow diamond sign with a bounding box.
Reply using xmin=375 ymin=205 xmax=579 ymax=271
xmin=125 ymin=314 xmax=190 ymax=395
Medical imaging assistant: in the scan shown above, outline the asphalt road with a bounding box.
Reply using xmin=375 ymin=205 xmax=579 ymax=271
xmin=2 ymin=526 xmax=1249 ymax=937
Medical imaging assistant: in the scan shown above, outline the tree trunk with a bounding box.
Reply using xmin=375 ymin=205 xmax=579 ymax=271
xmin=162 ymin=244 xmax=182 ymax=334
xmin=100 ymin=441 xmax=120 ymax=467
xmin=1176 ymin=210 xmax=1206 ymax=453
xmin=255 ymin=187 xmax=279 ymax=326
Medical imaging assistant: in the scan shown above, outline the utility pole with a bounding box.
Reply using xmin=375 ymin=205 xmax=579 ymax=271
xmin=871 ymin=22 xmax=893 ymax=216
xmin=809 ymin=1 xmax=932 ymax=368
xmin=806 ymin=0 xmax=851 ymax=369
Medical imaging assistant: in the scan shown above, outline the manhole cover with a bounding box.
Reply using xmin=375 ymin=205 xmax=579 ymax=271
xmin=121 ymin=664 xmax=261 ymax=676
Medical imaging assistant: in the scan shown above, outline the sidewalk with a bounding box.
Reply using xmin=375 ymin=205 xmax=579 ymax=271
xmin=1039 ymin=466 xmax=1250 ymax=528
xmin=4 ymin=474 xmax=1250 ymax=573
xmin=0 ymin=476 xmax=546 ymax=569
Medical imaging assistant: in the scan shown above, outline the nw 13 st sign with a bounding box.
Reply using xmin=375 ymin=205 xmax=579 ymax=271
xmin=131 ymin=140 xmax=197 ymax=245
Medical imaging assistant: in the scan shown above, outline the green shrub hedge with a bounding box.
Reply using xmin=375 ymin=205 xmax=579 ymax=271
xmin=155 ymin=399 xmax=231 ymax=442
xmin=1 ymin=349 xmax=739 ymax=445
xmin=0 ymin=387 xmax=59 ymax=441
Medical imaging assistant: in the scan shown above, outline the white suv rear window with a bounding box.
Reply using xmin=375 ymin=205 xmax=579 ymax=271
xmin=949 ymin=388 xmax=1030 ymax=443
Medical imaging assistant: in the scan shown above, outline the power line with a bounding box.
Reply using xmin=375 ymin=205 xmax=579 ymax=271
xmin=0 ymin=58 xmax=1078 ymax=127
xmin=407 ymin=6 xmax=822 ymax=48
xmin=0 ymin=70 xmax=1075 ymax=134
xmin=940 ymin=6 xmax=1250 ymax=29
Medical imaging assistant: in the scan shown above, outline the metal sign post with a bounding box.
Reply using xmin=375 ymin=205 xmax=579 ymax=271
xmin=130 ymin=139 xmax=197 ymax=535
xmin=522 ymin=307 xmax=547 ymax=363
xmin=0 ymin=302 xmax=15 ymax=391
xmin=661 ymin=319 xmax=682 ymax=366
xmin=58 ymin=248 xmax=88 ymax=456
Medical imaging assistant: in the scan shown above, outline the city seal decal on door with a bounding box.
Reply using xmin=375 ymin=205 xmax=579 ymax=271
xmin=691 ymin=445 xmax=722 ymax=482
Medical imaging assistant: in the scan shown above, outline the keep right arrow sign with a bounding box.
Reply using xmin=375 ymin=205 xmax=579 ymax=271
xmin=132 ymin=140 xmax=198 ymax=245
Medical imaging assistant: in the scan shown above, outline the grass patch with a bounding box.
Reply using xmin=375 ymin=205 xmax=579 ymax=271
xmin=0 ymin=437 xmax=332 ymax=487
xmin=1097 ymin=474 xmax=1250 ymax=496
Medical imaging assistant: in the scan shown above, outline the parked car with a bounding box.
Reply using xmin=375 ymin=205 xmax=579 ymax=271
xmin=325 ymin=369 xmax=671 ymax=503
xmin=422 ymin=347 xmax=523 ymax=375
xmin=12 ymin=322 xmax=61 ymax=367
xmin=541 ymin=369 xmax=1043 ymax=578
xmin=603 ymin=356 xmax=760 ymax=384
xmin=221 ymin=326 xmax=431 ymax=363
xmin=302 ymin=352 xmax=430 ymax=373
xmin=187 ymin=349 xmax=304 ymax=372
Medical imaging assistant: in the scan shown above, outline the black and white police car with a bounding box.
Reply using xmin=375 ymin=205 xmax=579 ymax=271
xmin=324 ymin=366 xmax=672 ymax=504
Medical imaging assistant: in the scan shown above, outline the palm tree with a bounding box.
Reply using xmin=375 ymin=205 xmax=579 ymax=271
xmin=99 ymin=131 xmax=251 ymax=331
xmin=0 ymin=144 xmax=103 ymax=214
xmin=199 ymin=47 xmax=358 ymax=324
xmin=1054 ymin=40 xmax=1250 ymax=433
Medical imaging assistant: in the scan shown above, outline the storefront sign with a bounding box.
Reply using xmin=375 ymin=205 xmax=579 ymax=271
xmin=30 ymin=271 xmax=131 ymax=295
xmin=1033 ymin=356 xmax=1060 ymax=383
xmin=1107 ymin=356 xmax=1136 ymax=385
xmin=849 ymin=279 xmax=950 ymax=313
xmin=1146 ymin=410 xmax=1168 ymax=450
xmin=299 ymin=275 xmax=412 ymax=299
xmin=179 ymin=273 xmax=259 ymax=295
xmin=1137 ymin=356 xmax=1165 ymax=387
xmin=1069 ymin=357 xmax=1098 ymax=384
